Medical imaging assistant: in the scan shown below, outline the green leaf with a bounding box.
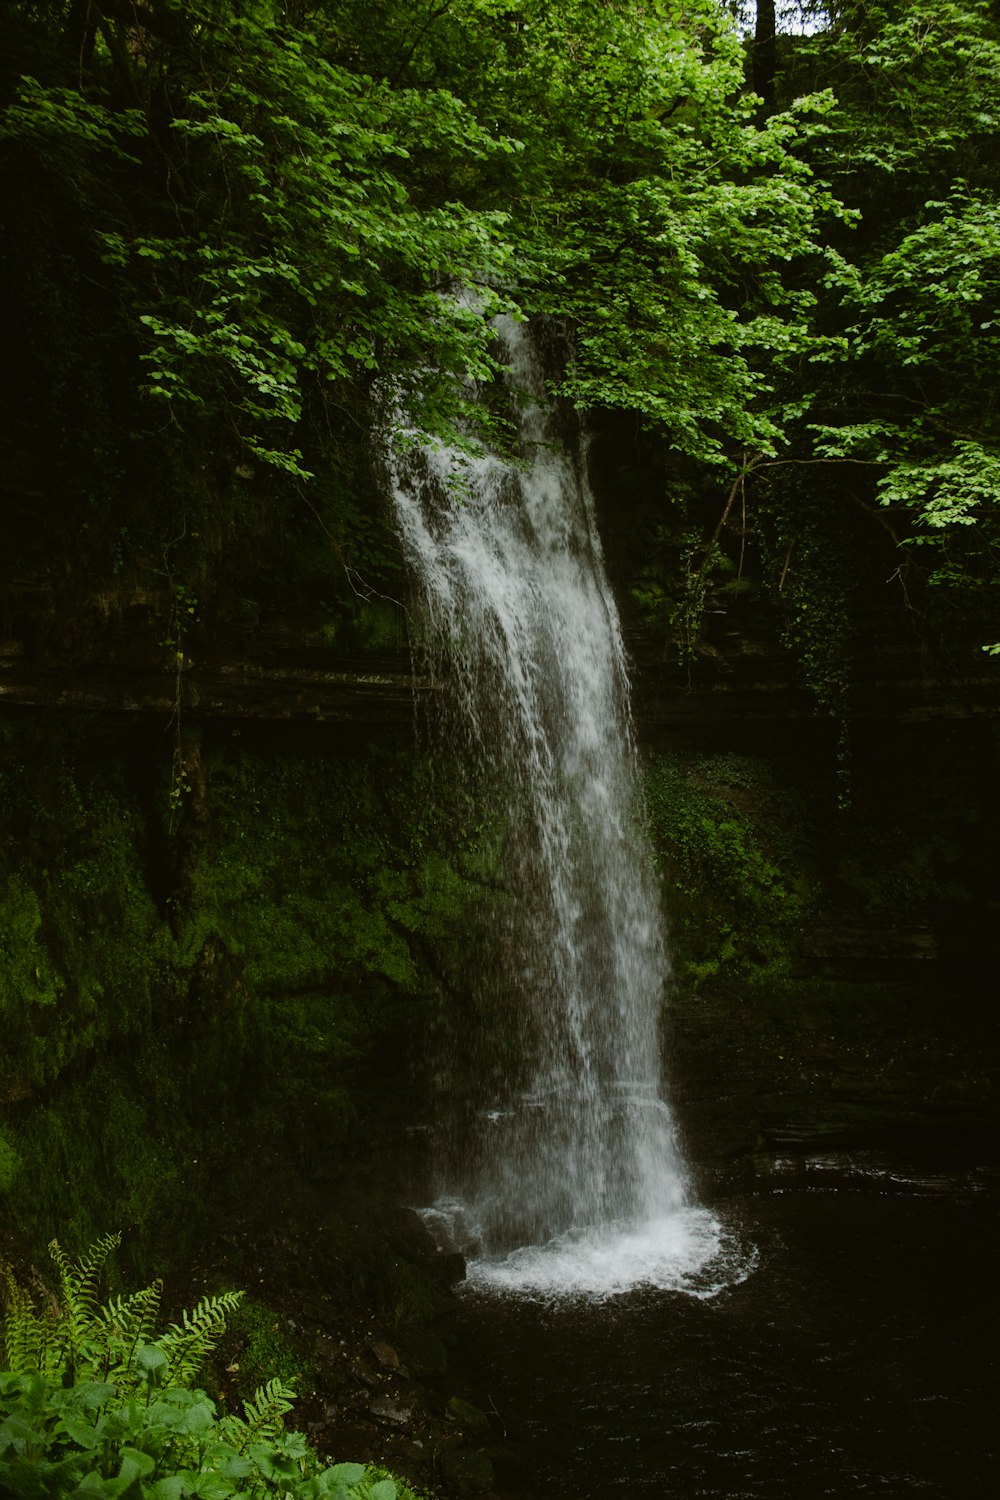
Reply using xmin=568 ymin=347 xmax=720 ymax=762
xmin=147 ymin=1481 xmax=185 ymax=1500
xmin=57 ymin=1415 xmax=103 ymax=1449
xmin=135 ymin=1346 xmax=168 ymax=1389
xmin=311 ymin=1461 xmax=370 ymax=1497
xmin=183 ymin=1473 xmax=237 ymax=1500
xmin=369 ymin=1481 xmax=397 ymax=1500
xmin=119 ymin=1447 xmax=156 ymax=1479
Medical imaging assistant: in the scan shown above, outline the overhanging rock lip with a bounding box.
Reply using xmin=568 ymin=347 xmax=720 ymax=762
xmin=0 ymin=654 xmax=437 ymax=723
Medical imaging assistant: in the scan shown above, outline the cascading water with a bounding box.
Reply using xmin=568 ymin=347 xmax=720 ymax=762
xmin=385 ymin=315 xmax=751 ymax=1298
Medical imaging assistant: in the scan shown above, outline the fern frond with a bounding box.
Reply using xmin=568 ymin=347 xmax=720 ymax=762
xmin=223 ymin=1376 xmax=296 ymax=1453
xmin=47 ymin=1232 xmax=121 ymax=1371
xmin=0 ymin=1266 xmax=53 ymax=1375
xmin=158 ymin=1289 xmax=243 ymax=1384
xmin=72 ymin=1232 xmax=122 ymax=1305
xmin=99 ymin=1279 xmax=163 ymax=1373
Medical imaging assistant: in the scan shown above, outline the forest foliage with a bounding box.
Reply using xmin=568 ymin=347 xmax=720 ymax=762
xmin=1 ymin=0 xmax=834 ymax=464
xmin=1 ymin=5 xmax=997 ymax=974
xmin=3 ymin=1 xmax=998 ymax=689
xmin=766 ymin=1 xmax=1000 ymax=671
xmin=0 ymin=1233 xmax=418 ymax=1499
xmin=1 ymin=7 xmax=997 ymax=1420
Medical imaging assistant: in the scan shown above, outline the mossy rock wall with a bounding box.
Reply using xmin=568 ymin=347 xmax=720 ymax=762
xmin=0 ymin=717 xmax=494 ymax=1268
xmin=644 ymin=718 xmax=999 ymax=991
xmin=2 ymin=690 xmax=997 ymax=1264
xmin=642 ymin=718 xmax=999 ymax=1161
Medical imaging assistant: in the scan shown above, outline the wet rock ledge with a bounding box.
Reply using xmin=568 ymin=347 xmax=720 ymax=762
xmin=0 ymin=639 xmax=434 ymax=726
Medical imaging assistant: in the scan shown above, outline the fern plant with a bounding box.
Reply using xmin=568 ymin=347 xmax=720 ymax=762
xmin=1 ymin=1231 xmax=243 ymax=1394
xmin=0 ymin=1233 xmax=421 ymax=1499
xmin=224 ymin=1375 xmax=298 ymax=1454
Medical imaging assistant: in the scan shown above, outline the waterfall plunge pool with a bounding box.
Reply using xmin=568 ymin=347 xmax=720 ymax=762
xmin=438 ymin=1152 xmax=997 ymax=1498
xmin=419 ymin=1199 xmax=757 ymax=1302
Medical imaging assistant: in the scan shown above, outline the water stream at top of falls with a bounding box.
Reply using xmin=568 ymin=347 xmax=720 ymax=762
xmin=385 ymin=316 xmax=751 ymax=1299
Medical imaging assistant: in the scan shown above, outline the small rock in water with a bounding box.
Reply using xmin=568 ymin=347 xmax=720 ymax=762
xmin=446 ymin=1396 xmax=491 ymax=1434
xmin=437 ymin=1433 xmax=496 ymax=1496
xmin=369 ymin=1339 xmax=402 ymax=1372
xmin=399 ymin=1328 xmax=449 ymax=1376
xmin=435 ymin=1251 xmax=467 ymax=1287
xmin=369 ymin=1393 xmax=412 ymax=1427
xmin=352 ymin=1362 xmax=378 ymax=1389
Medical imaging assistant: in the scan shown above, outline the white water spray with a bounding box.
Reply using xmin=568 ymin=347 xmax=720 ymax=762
xmin=386 ymin=316 xmax=742 ymax=1298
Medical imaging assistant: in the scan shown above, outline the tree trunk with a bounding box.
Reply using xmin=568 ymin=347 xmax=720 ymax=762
xmin=752 ymin=0 xmax=778 ymax=113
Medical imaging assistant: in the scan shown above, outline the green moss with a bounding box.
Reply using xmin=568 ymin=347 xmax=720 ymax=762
xmin=356 ymin=1244 xmax=450 ymax=1331
xmin=2 ymin=1048 xmax=204 ymax=1271
xmin=0 ymin=874 xmax=64 ymax=1054
xmin=0 ymin=1129 xmax=21 ymax=1195
xmin=645 ymin=752 xmax=818 ymax=989
xmin=221 ymin=1297 xmax=304 ymax=1400
xmin=0 ymin=723 xmax=493 ymax=1264
xmin=0 ymin=747 xmax=170 ymax=1100
xmin=182 ymin=743 xmax=490 ymax=1007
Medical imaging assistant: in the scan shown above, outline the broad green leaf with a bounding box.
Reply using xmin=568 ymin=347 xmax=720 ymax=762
xmin=135 ymin=1346 xmax=169 ymax=1388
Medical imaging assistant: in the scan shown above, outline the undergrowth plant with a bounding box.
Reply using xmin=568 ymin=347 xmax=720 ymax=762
xmin=0 ymin=1233 xmax=417 ymax=1500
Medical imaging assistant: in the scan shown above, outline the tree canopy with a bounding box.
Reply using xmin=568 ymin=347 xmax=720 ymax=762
xmin=1 ymin=1 xmax=998 ymax=678
xmin=758 ymin=1 xmax=1000 ymax=681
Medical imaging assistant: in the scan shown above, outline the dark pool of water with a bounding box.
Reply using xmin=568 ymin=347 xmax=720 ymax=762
xmin=450 ymin=1154 xmax=999 ymax=1498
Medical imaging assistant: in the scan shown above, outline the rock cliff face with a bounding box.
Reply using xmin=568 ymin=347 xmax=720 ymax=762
xmin=0 ymin=529 xmax=997 ymax=1500
xmin=625 ymin=590 xmax=998 ymax=1169
xmin=1 ymin=559 xmax=997 ymax=1257
xmin=5 ymin=575 xmax=998 ymax=725
xmin=0 ymin=636 xmax=429 ymax=724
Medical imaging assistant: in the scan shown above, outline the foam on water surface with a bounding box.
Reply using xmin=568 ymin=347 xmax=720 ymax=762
xmin=420 ymin=1199 xmax=756 ymax=1303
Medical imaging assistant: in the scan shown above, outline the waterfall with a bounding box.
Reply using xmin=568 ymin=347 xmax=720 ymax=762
xmin=385 ymin=315 xmax=741 ymax=1299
